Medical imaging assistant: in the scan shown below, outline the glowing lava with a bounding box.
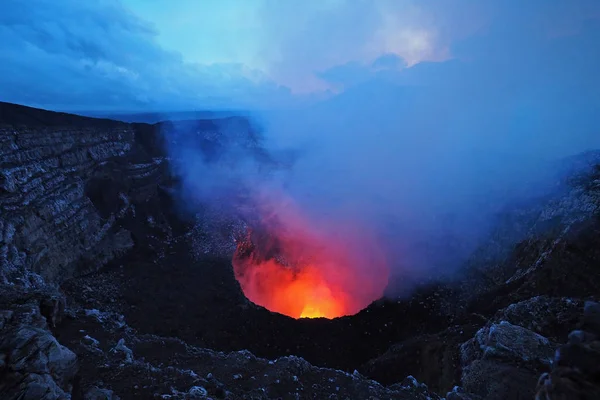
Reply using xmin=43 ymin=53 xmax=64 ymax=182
xmin=233 ymin=194 xmax=389 ymax=319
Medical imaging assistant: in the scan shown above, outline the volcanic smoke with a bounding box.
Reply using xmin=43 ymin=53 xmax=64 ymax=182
xmin=232 ymin=191 xmax=389 ymax=319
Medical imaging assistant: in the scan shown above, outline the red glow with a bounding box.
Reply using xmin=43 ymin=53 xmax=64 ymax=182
xmin=233 ymin=192 xmax=389 ymax=319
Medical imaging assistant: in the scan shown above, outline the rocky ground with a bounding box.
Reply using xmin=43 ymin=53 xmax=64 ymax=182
xmin=1 ymin=283 xmax=443 ymax=400
xmin=1 ymin=102 xmax=600 ymax=399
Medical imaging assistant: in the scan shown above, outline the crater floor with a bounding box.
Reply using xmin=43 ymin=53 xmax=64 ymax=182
xmin=57 ymin=230 xmax=471 ymax=392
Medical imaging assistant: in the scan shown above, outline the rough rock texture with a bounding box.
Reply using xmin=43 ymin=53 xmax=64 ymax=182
xmin=461 ymin=157 xmax=600 ymax=314
xmin=0 ymin=282 xmax=443 ymax=400
xmin=0 ymin=102 xmax=170 ymax=286
xmin=53 ymin=303 xmax=442 ymax=400
xmin=448 ymin=296 xmax=597 ymax=400
xmin=0 ymin=103 xmax=262 ymax=287
xmin=358 ymin=321 xmax=483 ymax=394
xmin=535 ymin=301 xmax=600 ymax=399
xmin=459 ymin=320 xmax=556 ymax=398
xmin=0 ymin=285 xmax=78 ymax=400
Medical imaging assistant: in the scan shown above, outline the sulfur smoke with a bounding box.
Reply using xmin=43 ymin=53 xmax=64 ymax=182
xmin=162 ymin=22 xmax=600 ymax=303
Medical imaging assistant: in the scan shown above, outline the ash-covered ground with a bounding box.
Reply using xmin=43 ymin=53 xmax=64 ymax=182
xmin=1 ymin=102 xmax=600 ymax=399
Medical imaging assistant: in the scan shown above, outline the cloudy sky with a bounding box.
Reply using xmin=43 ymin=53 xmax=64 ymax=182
xmin=0 ymin=0 xmax=599 ymax=111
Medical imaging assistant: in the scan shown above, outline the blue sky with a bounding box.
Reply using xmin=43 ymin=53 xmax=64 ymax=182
xmin=1 ymin=0 xmax=598 ymax=111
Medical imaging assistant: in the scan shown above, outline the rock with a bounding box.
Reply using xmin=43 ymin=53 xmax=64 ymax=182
xmin=461 ymin=359 xmax=539 ymax=400
xmin=456 ymin=302 xmax=563 ymax=400
xmin=461 ymin=157 xmax=600 ymax=315
xmin=187 ymin=385 xmax=208 ymax=398
xmin=4 ymin=372 xmax=70 ymax=400
xmin=39 ymin=294 xmax=67 ymax=328
xmin=84 ymin=386 xmax=120 ymax=400
xmin=555 ymin=341 xmax=600 ymax=378
xmin=533 ymin=301 xmax=600 ymax=399
xmin=567 ymin=330 xmax=598 ymax=345
xmin=0 ymin=102 xmax=164 ymax=286
xmin=0 ymin=102 xmax=261 ymax=286
xmin=494 ymin=296 xmax=583 ymax=342
xmin=445 ymin=385 xmax=483 ymax=400
xmin=535 ymin=367 xmax=600 ymax=400
xmin=470 ymin=321 xmax=555 ymax=367
xmin=0 ymin=285 xmax=78 ymax=400
xmin=5 ymin=326 xmax=77 ymax=379
xmin=583 ymin=301 xmax=600 ymax=332
xmin=0 ymin=309 xmax=14 ymax=330
xmin=50 ymin=306 xmax=445 ymax=400
xmin=110 ymin=338 xmax=133 ymax=364
xmin=359 ymin=323 xmax=481 ymax=393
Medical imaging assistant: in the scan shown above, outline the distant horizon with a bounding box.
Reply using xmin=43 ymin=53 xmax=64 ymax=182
xmin=0 ymin=99 xmax=252 ymax=119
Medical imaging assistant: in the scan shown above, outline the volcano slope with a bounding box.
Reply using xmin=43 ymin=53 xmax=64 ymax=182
xmin=0 ymin=101 xmax=599 ymax=400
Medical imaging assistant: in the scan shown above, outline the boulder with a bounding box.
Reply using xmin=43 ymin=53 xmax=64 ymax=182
xmin=535 ymin=301 xmax=600 ymax=399
xmin=0 ymin=285 xmax=78 ymax=400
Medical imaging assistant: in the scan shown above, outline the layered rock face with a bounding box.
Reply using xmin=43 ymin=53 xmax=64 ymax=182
xmin=0 ymin=102 xmax=171 ymax=286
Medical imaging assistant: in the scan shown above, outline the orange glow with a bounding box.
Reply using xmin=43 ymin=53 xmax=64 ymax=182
xmin=233 ymin=192 xmax=389 ymax=319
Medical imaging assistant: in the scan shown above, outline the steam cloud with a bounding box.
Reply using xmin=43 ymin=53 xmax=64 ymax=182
xmin=161 ymin=15 xmax=600 ymax=302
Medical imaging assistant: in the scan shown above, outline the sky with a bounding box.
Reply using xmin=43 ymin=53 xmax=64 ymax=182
xmin=1 ymin=0 xmax=598 ymax=111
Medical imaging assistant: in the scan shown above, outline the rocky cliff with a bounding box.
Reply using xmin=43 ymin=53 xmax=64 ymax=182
xmin=0 ymin=101 xmax=171 ymax=286
xmin=1 ymin=102 xmax=600 ymax=400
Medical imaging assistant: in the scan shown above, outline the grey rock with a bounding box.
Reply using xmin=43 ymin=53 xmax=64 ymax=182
xmin=0 ymin=119 xmax=159 ymax=285
xmin=39 ymin=294 xmax=66 ymax=328
xmin=187 ymin=385 xmax=208 ymax=398
xmin=445 ymin=386 xmax=483 ymax=400
xmin=457 ymin=302 xmax=563 ymax=400
xmin=567 ymin=330 xmax=597 ymax=345
xmin=2 ymin=103 xmax=600 ymax=400
xmin=359 ymin=322 xmax=480 ymax=394
xmin=2 ymin=325 xmax=77 ymax=382
xmin=535 ymin=367 xmax=600 ymax=400
xmin=462 ymin=321 xmax=556 ymax=369
xmin=583 ymin=301 xmax=600 ymax=332
xmin=5 ymin=372 xmax=70 ymax=400
xmin=51 ymin=304 xmax=445 ymax=400
xmin=110 ymin=338 xmax=133 ymax=363
xmin=0 ymin=309 xmax=14 ymax=330
xmin=0 ymin=285 xmax=78 ymax=400
xmin=461 ymin=359 xmax=538 ymax=400
xmin=84 ymin=386 xmax=120 ymax=400
xmin=495 ymin=296 xmax=583 ymax=341
xmin=535 ymin=329 xmax=600 ymax=399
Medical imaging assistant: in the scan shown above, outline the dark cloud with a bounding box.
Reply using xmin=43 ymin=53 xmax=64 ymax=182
xmin=0 ymin=0 xmax=291 ymax=110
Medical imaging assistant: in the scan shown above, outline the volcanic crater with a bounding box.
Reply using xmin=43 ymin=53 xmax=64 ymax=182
xmin=59 ymin=197 xmax=460 ymax=383
xmin=2 ymin=101 xmax=600 ymax=399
